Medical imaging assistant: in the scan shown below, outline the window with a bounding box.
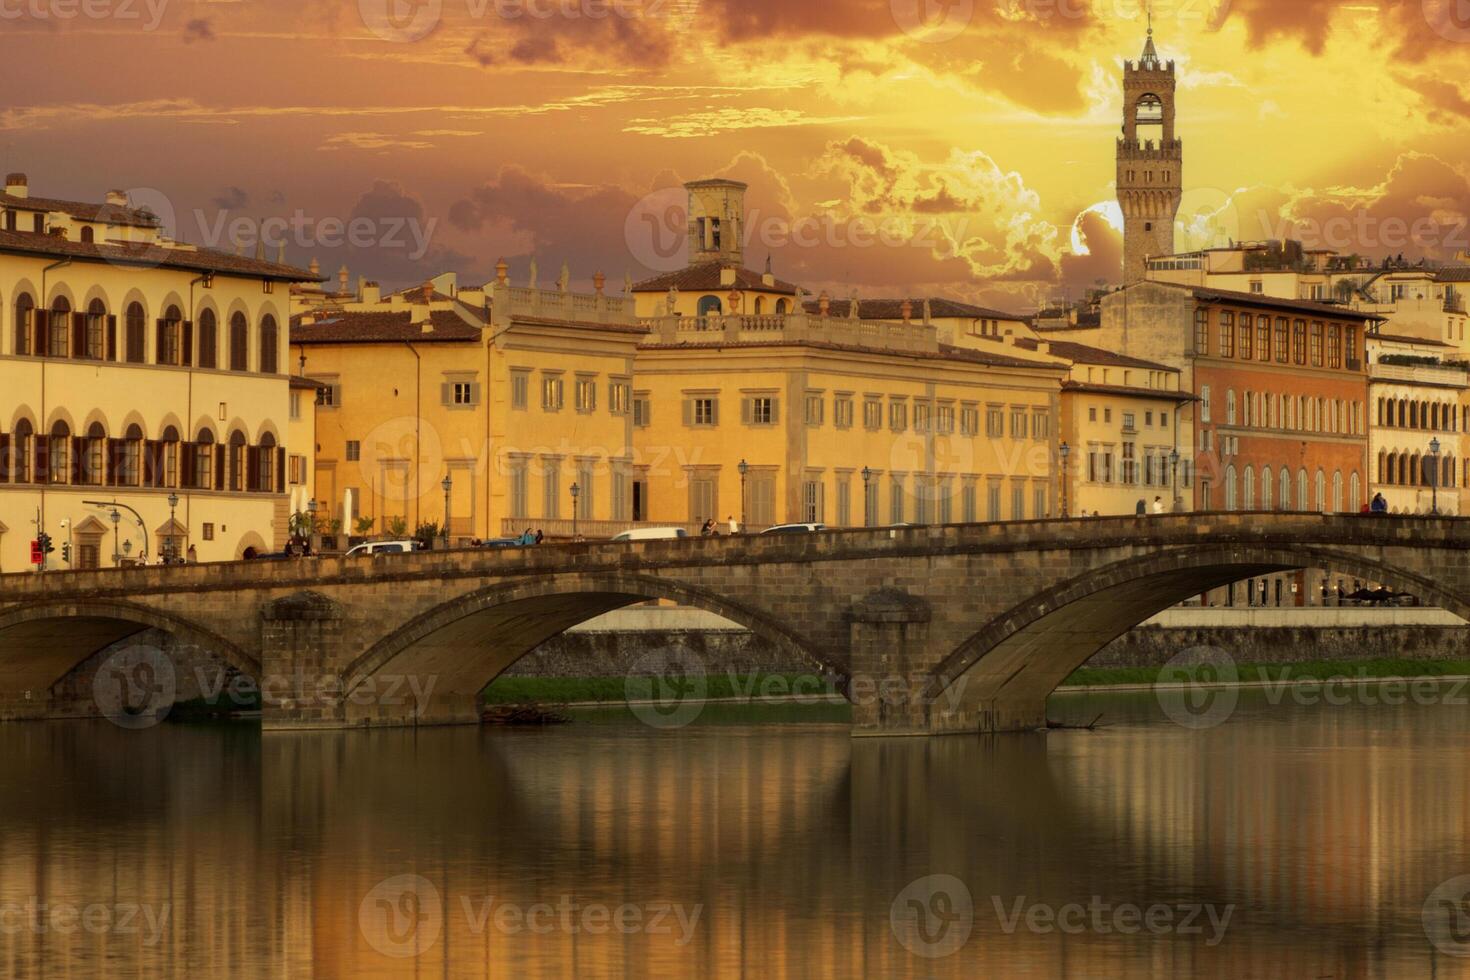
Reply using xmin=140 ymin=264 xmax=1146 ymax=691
xmin=689 ymin=396 xmax=718 ymax=427
xmin=987 ymin=483 xmax=1002 ymax=522
xmin=740 ymin=395 xmax=775 ymax=426
xmin=1122 ymin=412 xmax=1136 ymax=432
xmin=1011 ymin=485 xmax=1025 ymax=521
xmin=889 ymin=400 xmax=908 ymax=432
xmin=864 ymin=400 xmax=883 ymax=431
xmin=259 ymin=315 xmax=279 ymax=374
xmin=837 ymin=478 xmax=851 ymax=525
xmin=448 ymin=381 xmax=477 ymax=406
xmin=805 ymin=394 xmax=825 ymax=427
xmin=289 ymin=455 xmax=307 ymax=485
xmin=1310 ymin=322 xmax=1324 ymax=366
xmin=835 ymin=397 xmax=855 ymax=429
xmin=193 ymin=431 xmax=214 ymax=490
xmin=1239 ymin=314 xmax=1254 ymax=359
xmin=1274 ymin=317 xmax=1289 ymax=363
xmin=1226 ymin=390 xmax=1237 ymax=426
xmin=1219 ymin=311 xmax=1235 ymax=357
xmin=317 ymin=383 xmax=340 ymax=408
xmin=1292 ymin=319 xmax=1307 ymax=365
xmin=1256 ymin=317 xmax=1271 ymax=362
xmin=802 ymin=480 xmax=824 ymax=523
xmin=227 ymin=431 xmax=247 ymax=492
xmin=960 ymin=406 xmax=978 ymax=436
xmin=633 ymin=395 xmax=651 ymax=428
xmin=1328 ymin=324 xmax=1343 ymax=368
xmin=229 ymin=312 xmax=249 ymax=371
xmin=1194 ymin=309 xmax=1209 ymax=354
xmin=202 ymin=523 xmax=215 ymax=541
xmin=541 ymin=374 xmax=564 ymax=411
xmin=1032 ymin=413 xmax=1050 ymax=439
xmin=936 ymin=404 xmax=955 ymax=434
xmin=609 ymin=381 xmax=631 ymax=416
xmin=986 ymin=407 xmax=1004 ymax=438
xmin=1200 ymin=385 xmax=1212 ymax=423
xmin=890 ymin=477 xmax=905 ymax=524
xmin=84 ymin=299 xmax=105 ymax=359
xmin=156 ymin=305 xmax=182 ymax=366
xmin=13 ymin=293 xmax=34 ymax=356
xmin=575 ymin=376 xmax=597 ymax=413
xmin=543 ymin=464 xmax=561 ymax=519
xmin=511 ymin=370 xmax=530 ymax=410
xmin=913 ymin=401 xmax=931 ymax=433
xmin=346 ymin=441 xmax=361 ymax=462
xmin=48 ymin=297 xmax=71 ymax=358
xmin=198 ymin=309 xmax=217 ymax=369
xmin=1122 ymin=443 xmax=1137 ymax=484
xmin=962 ymin=482 xmax=977 ymax=523
xmin=1010 ymin=409 xmax=1027 ymax=439
xmin=509 ymin=459 xmax=529 ymax=518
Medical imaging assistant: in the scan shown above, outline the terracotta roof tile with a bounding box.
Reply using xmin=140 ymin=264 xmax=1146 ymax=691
xmin=1014 ymin=337 xmax=1176 ymax=372
xmin=633 ymin=261 xmax=800 ymax=295
xmin=0 ymin=228 xmax=320 ymax=281
xmin=1062 ymin=380 xmax=1197 ymax=402
xmin=640 ymin=337 xmax=1065 ymax=372
xmin=1187 ymin=285 xmax=1384 ymax=321
xmin=0 ymin=191 xmax=158 ymax=229
xmin=291 ymin=310 xmax=483 ymax=344
xmin=802 ymin=297 xmax=1024 ymax=321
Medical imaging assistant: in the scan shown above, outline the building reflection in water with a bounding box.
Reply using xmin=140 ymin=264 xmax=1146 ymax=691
xmin=4 ymin=694 xmax=1470 ymax=978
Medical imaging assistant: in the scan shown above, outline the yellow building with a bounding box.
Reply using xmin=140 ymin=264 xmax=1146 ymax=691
xmin=0 ymin=171 xmax=318 ymax=570
xmin=291 ymin=268 xmax=645 ymax=541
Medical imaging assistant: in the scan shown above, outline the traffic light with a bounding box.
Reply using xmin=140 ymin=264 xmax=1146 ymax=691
xmin=61 ymin=542 xmax=71 ymax=564
xmin=37 ymin=532 xmax=53 ymax=555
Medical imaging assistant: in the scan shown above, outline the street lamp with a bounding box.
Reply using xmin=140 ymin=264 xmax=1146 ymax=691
xmin=861 ymin=466 xmax=873 ymax=527
xmin=738 ymin=459 xmax=749 ymax=531
xmin=1058 ymin=443 xmax=1071 ymax=519
xmin=109 ymin=507 xmax=121 ymax=565
xmin=570 ymin=482 xmax=581 ymax=539
xmin=1169 ymin=448 xmax=1181 ymax=512
xmin=1430 ymin=437 xmax=1442 ymax=515
xmin=167 ymin=492 xmax=179 ymax=560
xmin=441 ymin=473 xmax=453 ymax=547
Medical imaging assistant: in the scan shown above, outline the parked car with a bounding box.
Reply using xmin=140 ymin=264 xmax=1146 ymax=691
xmin=761 ymin=523 xmax=827 ymax=535
xmin=478 ymin=537 xmax=525 ymax=549
xmin=610 ymin=527 xmax=689 ymax=542
xmin=344 ymin=540 xmax=423 ymax=557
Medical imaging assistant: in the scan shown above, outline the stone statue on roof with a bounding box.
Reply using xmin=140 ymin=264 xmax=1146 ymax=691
xmin=666 ymin=285 xmax=679 ymax=314
xmin=792 ymin=286 xmax=804 ymax=315
xmin=848 ymin=290 xmax=860 ymax=319
xmin=922 ymin=298 xmax=932 ymax=324
xmin=558 ymin=261 xmax=570 ymax=292
xmin=528 ymin=258 xmax=538 ymax=289
xmin=624 ymin=271 xmax=633 ymax=295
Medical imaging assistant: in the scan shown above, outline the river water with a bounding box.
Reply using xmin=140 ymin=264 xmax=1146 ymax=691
xmin=5 ymin=686 xmax=1470 ymax=978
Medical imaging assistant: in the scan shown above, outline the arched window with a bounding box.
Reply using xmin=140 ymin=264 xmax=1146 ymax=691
xmin=48 ymin=296 xmax=71 ymax=358
xmin=775 ymin=298 xmax=789 ymax=315
xmin=84 ymin=299 xmax=106 ymax=359
xmin=121 ymin=423 xmax=144 ymax=486
xmin=79 ymin=422 xmax=105 ymax=485
xmin=1226 ymin=390 xmax=1237 ymax=425
xmin=11 ymin=418 xmax=33 ymax=483
xmin=1298 ymin=469 xmax=1310 ymax=512
xmin=259 ymin=315 xmax=278 ymax=374
xmin=161 ymin=426 xmax=180 ymax=488
xmin=47 ymin=421 xmax=70 ymax=484
xmin=696 ymin=295 xmax=723 ymax=316
xmin=80 ymin=226 xmax=94 ymax=244
xmin=13 ymin=293 xmax=34 ymax=356
xmin=157 ymin=304 xmax=183 ymax=366
xmin=255 ymin=432 xmax=277 ymax=492
xmin=1332 ymin=471 xmax=1344 ymax=513
xmin=125 ymin=302 xmax=146 ymax=363
xmin=1316 ymin=469 xmax=1326 ymax=513
xmin=1225 ymin=466 xmax=1238 ymax=511
xmin=229 ymin=312 xmax=248 ymax=371
xmin=1279 ymin=468 xmax=1290 ymax=511
xmin=1242 ymin=390 xmax=1253 ymax=427
xmin=193 ymin=430 xmax=215 ymax=490
xmin=1261 ymin=466 xmax=1273 ymax=511
xmin=228 ymin=430 xmax=246 ymax=491
xmin=1242 ymin=466 xmax=1255 ymax=510
xmin=198 ymin=309 xmax=218 ymax=369
xmin=1350 ymin=472 xmax=1362 ymax=512
xmin=753 ymin=297 xmax=765 ymax=316
xmin=1411 ymin=454 xmax=1423 ymax=487
xmin=1378 ymin=450 xmax=1388 ymax=484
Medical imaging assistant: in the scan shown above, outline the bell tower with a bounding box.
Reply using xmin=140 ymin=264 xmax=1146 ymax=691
xmin=1117 ymin=17 xmax=1182 ymax=284
xmin=685 ymin=179 xmax=747 ymax=267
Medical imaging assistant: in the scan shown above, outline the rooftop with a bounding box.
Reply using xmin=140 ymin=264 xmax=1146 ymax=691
xmin=801 ymin=297 xmax=1024 ymax=321
xmin=632 ymin=261 xmax=801 ymax=295
xmin=291 ymin=309 xmax=485 ymax=345
xmin=1013 ymin=337 xmax=1175 ymax=372
xmin=0 ymin=228 xmax=319 ymax=281
xmin=0 ymin=190 xmax=158 ymax=229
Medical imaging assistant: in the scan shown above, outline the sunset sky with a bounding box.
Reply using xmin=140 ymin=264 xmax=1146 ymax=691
xmin=6 ymin=0 xmax=1470 ymax=311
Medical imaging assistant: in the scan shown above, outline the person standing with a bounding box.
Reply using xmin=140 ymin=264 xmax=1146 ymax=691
xmin=1152 ymin=496 xmax=1165 ymax=515
xmin=727 ymin=514 xmax=739 ymax=535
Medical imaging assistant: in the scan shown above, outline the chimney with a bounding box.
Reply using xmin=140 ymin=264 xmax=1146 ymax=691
xmin=105 ymin=189 xmax=127 ymax=208
xmin=5 ymin=173 xmax=28 ymax=199
xmin=901 ymin=299 xmax=913 ymax=323
xmin=308 ymin=257 xmax=321 ymax=277
xmin=719 ymin=266 xmax=737 ymax=287
xmin=495 ymin=258 xmax=509 ymax=285
xmin=420 ymin=280 xmax=436 ymax=303
xmin=593 ymin=271 xmax=606 ymax=296
xmin=338 ymin=265 xmax=350 ymax=292
xmin=818 ymin=290 xmax=830 ymax=315
xmin=361 ymin=281 xmax=381 ymax=305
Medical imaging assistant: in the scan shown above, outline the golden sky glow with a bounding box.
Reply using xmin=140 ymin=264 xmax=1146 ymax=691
xmin=5 ymin=0 xmax=1470 ymax=310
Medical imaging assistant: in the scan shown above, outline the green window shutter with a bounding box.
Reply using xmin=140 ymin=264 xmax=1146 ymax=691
xmin=770 ymin=398 xmax=779 ymax=424
xmin=741 ymin=398 xmax=752 ymax=425
xmin=682 ymin=398 xmax=692 ymax=427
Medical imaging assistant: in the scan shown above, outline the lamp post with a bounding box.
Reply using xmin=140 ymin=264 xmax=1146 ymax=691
xmin=1058 ymin=443 xmax=1071 ymax=518
xmin=570 ymin=482 xmax=581 ymax=540
xmin=109 ymin=507 xmax=121 ymax=565
xmin=1430 ymin=437 xmax=1442 ymax=515
xmin=306 ymin=498 xmax=318 ymax=551
xmin=167 ymin=492 xmax=179 ymax=560
xmin=738 ymin=459 xmax=749 ymax=531
xmin=441 ymin=474 xmax=453 ymax=548
xmin=861 ymin=466 xmax=872 ymax=527
xmin=1169 ymin=448 xmax=1181 ymax=512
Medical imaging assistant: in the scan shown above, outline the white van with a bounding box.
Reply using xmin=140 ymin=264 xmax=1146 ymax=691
xmin=344 ymin=539 xmax=423 ymax=557
xmin=610 ymin=527 xmax=688 ymax=542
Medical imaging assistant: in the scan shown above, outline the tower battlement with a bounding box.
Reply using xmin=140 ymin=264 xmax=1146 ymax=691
xmin=1117 ymin=139 xmax=1184 ymax=161
xmin=1117 ymin=29 xmax=1181 ymax=285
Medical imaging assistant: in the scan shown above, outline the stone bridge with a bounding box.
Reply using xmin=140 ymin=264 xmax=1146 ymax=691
xmin=1 ymin=514 xmax=1467 ymax=735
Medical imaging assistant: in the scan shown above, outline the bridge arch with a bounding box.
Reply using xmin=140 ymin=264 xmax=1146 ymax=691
xmin=0 ymin=598 xmax=260 ymax=698
xmin=342 ymin=570 xmax=827 ymax=699
xmin=928 ymin=544 xmax=1470 ymax=727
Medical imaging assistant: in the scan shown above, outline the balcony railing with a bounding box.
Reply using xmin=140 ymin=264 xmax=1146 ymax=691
xmin=640 ymin=312 xmax=937 ymax=354
xmin=1369 ymin=362 xmax=1470 ymax=388
xmin=489 ymin=283 xmax=633 ymax=327
xmin=498 ymin=519 xmax=770 ymax=540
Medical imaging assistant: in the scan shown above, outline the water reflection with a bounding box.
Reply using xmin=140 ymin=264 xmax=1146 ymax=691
xmin=3 ymin=693 xmax=1470 ymax=977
